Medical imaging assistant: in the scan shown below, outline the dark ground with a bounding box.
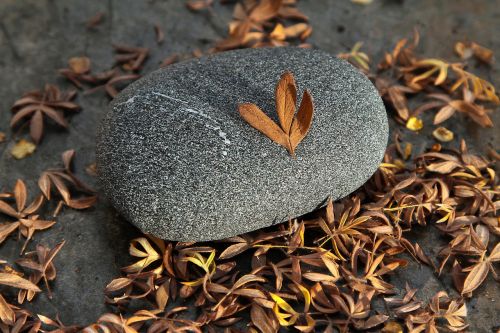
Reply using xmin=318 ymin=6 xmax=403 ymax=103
xmin=0 ymin=0 xmax=499 ymax=331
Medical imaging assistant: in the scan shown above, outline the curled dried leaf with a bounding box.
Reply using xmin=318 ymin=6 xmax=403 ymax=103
xmin=433 ymin=127 xmax=454 ymax=142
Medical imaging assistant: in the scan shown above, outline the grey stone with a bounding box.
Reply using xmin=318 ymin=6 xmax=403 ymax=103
xmin=96 ymin=47 xmax=388 ymax=241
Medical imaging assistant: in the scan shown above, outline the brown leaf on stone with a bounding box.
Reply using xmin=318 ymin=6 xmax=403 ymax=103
xmin=289 ymin=90 xmax=314 ymax=154
xmin=238 ymin=103 xmax=290 ymax=150
xmin=275 ymin=71 xmax=297 ymax=134
xmin=239 ymin=71 xmax=314 ymax=157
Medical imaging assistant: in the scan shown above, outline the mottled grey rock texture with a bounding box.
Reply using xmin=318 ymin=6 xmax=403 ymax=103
xmin=96 ymin=47 xmax=388 ymax=241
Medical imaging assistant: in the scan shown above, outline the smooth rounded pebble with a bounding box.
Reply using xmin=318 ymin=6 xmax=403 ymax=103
xmin=96 ymin=47 xmax=388 ymax=241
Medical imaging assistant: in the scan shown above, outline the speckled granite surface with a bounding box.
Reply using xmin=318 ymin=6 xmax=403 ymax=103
xmin=96 ymin=47 xmax=388 ymax=241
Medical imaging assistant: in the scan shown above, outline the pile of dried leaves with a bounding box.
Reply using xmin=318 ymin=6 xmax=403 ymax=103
xmin=0 ymin=150 xmax=96 ymax=326
xmin=215 ymin=0 xmax=312 ymax=50
xmin=0 ymin=1 xmax=499 ymax=332
xmin=339 ymin=30 xmax=499 ymax=132
xmin=78 ymin=136 xmax=496 ymax=333
xmin=186 ymin=0 xmax=312 ymax=50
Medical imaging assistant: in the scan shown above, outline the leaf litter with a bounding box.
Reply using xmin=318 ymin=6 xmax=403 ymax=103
xmin=0 ymin=2 xmax=498 ymax=332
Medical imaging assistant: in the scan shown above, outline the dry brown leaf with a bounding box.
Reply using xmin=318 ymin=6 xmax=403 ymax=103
xmin=382 ymin=320 xmax=403 ymax=333
xmin=289 ymin=90 xmax=314 ymax=154
xmin=219 ymin=242 xmax=250 ymax=259
xmin=461 ymin=260 xmax=489 ymax=294
xmin=154 ymin=24 xmax=165 ymax=44
xmin=68 ymin=57 xmax=91 ymax=74
xmin=0 ymin=272 xmax=41 ymax=291
xmin=387 ymin=87 xmax=410 ymax=121
xmin=239 ymin=71 xmax=314 ymax=156
xmin=238 ymin=103 xmax=290 ymax=149
xmin=249 ymin=0 xmax=283 ymax=23
xmin=426 ymin=160 xmax=462 ymax=174
xmin=159 ymin=54 xmax=179 ymax=68
xmin=11 ymin=84 xmax=79 ymax=143
xmin=251 ymin=304 xmax=277 ymax=333
xmin=156 ymin=280 xmax=169 ymax=310
xmin=86 ymin=12 xmax=104 ymax=28
xmin=455 ymin=41 xmax=494 ymax=64
xmin=275 ymin=71 xmax=297 ymax=134
xmin=186 ymin=0 xmax=213 ymax=11
xmin=434 ymin=105 xmax=456 ymax=124
xmin=351 ymin=0 xmax=373 ymax=4
xmin=0 ymin=294 xmax=15 ymax=325
xmin=338 ymin=42 xmax=370 ymax=71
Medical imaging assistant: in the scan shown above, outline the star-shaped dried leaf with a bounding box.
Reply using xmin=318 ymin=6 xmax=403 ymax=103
xmin=11 ymin=84 xmax=79 ymax=143
xmin=338 ymin=42 xmax=371 ymax=72
xmin=415 ymin=90 xmax=494 ymax=127
xmin=0 ymin=179 xmax=45 ymax=246
xmin=16 ymin=241 xmax=65 ymax=301
xmin=19 ymin=215 xmax=56 ymax=254
xmin=461 ymin=243 xmax=500 ymax=294
xmin=113 ymin=44 xmax=149 ymax=72
xmin=38 ymin=150 xmax=97 ymax=215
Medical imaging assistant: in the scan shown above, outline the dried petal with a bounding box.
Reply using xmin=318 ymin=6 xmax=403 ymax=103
xmin=433 ymin=127 xmax=454 ymax=142
xmin=406 ymin=117 xmax=423 ymax=131
xmin=11 ymin=139 xmax=36 ymax=159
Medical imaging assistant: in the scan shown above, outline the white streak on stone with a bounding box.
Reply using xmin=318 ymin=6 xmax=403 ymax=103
xmin=218 ymin=130 xmax=231 ymax=145
xmin=205 ymin=125 xmax=231 ymax=145
xmin=115 ymin=95 xmax=138 ymax=106
xmin=152 ymin=92 xmax=188 ymax=104
xmin=154 ymin=92 xmax=232 ymax=151
xmin=184 ymin=108 xmax=218 ymax=123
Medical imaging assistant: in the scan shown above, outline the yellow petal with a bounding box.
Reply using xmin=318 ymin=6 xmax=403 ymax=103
xmin=11 ymin=139 xmax=36 ymax=159
xmin=406 ymin=117 xmax=423 ymax=131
